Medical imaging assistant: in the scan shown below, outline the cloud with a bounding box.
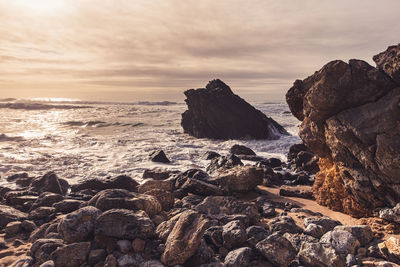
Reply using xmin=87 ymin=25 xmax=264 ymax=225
xmin=1 ymin=0 xmax=400 ymax=100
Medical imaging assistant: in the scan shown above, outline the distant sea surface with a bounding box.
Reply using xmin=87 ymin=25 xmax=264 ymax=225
xmin=0 ymin=98 xmax=300 ymax=187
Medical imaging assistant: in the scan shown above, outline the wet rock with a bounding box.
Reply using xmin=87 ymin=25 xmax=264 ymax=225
xmin=53 ymin=199 xmax=85 ymax=213
xmin=180 ymin=178 xmax=223 ymax=197
xmin=138 ymin=179 xmax=173 ymax=193
xmin=144 ymin=189 xmax=174 ymax=211
xmin=207 ymin=154 xmax=243 ymax=174
xmin=51 ymin=242 xmax=90 ymax=267
xmin=5 ymin=221 xmax=22 ymax=237
xmin=150 ymin=150 xmax=170 ymax=163
xmin=31 ymin=238 xmax=64 ymax=264
xmin=379 ymin=203 xmax=400 ymax=224
xmin=161 ymin=210 xmax=210 ymax=266
xmin=334 ymin=225 xmax=374 ymax=247
xmin=21 ymin=220 xmax=37 ymax=232
xmin=279 ymin=187 xmax=314 ymax=199
xmin=95 ymin=209 xmax=155 ymax=240
xmin=88 ymin=189 xmax=162 ymax=216
xmin=181 ymin=79 xmax=289 ymax=139
xmin=248 ymin=227 xmax=269 ymax=246
xmin=203 ymin=151 xmax=221 ymax=160
xmin=5 ymin=191 xmax=37 ymax=209
xmin=204 ymin=226 xmax=223 ymax=248
xmin=29 ymin=172 xmax=69 ymax=196
xmin=132 ymin=238 xmax=146 ymax=253
xmin=195 ymin=196 xmax=259 ymax=225
xmin=28 ymin=207 xmax=56 ymax=221
xmin=222 ymin=220 xmax=247 ymax=250
xmin=11 ymin=257 xmax=34 ymax=267
xmin=30 ymin=192 xmax=64 ymax=210
xmin=255 ymin=233 xmax=297 ymax=267
xmin=38 ymin=260 xmax=55 ymax=267
xmin=304 ymin=217 xmax=342 ymax=234
xmin=71 ymin=175 xmax=139 ymax=192
xmin=223 ymin=247 xmax=253 ymax=267
xmin=88 ymin=249 xmax=107 ymax=266
xmin=268 ymin=216 xmax=302 ymax=234
xmin=0 ymin=204 xmax=27 ymax=228
xmin=212 ymin=166 xmax=263 ymax=193
xmin=58 ymin=206 xmax=102 ymax=243
xmin=229 ymin=144 xmax=256 ymax=156
xmin=298 ymin=242 xmax=346 ymax=267
xmin=320 ymin=230 xmax=360 ymax=255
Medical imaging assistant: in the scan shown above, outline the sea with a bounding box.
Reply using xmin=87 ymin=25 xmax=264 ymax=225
xmin=0 ymin=98 xmax=301 ymax=188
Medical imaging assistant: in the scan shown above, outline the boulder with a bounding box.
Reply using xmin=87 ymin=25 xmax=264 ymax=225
xmin=222 ymin=220 xmax=247 ymax=250
xmin=204 ymin=226 xmax=223 ymax=248
xmin=88 ymin=249 xmax=107 ymax=266
xmin=246 ymin=226 xmax=269 ymax=248
xmin=320 ymin=230 xmax=360 ymax=255
xmin=206 ymin=154 xmax=243 ymax=174
xmin=223 ymin=247 xmax=253 ymax=267
xmin=0 ymin=204 xmax=27 ymax=228
xmin=179 ymin=178 xmax=223 ymax=196
xmin=29 ymin=172 xmax=69 ymax=196
xmin=5 ymin=221 xmax=22 ymax=237
xmin=203 ymin=151 xmax=221 ymax=160
xmin=304 ymin=217 xmax=342 ymax=235
xmin=143 ymin=169 xmax=175 ymax=180
xmin=149 ymin=150 xmax=170 ymax=163
xmin=298 ymin=242 xmax=346 ymax=267
xmin=377 ymin=236 xmax=400 ymax=263
xmin=30 ymin=192 xmax=64 ymax=210
xmin=283 ymin=233 xmax=319 ymax=251
xmin=211 ymin=166 xmax=263 ymax=193
xmin=95 ymin=209 xmax=155 ymax=240
xmin=268 ymin=216 xmax=302 ymax=235
xmin=51 ymin=242 xmax=90 ymax=267
xmin=138 ymin=179 xmax=173 ymax=193
xmin=30 ymin=238 xmax=64 ymax=264
xmin=88 ymin=189 xmax=162 ymax=216
xmin=71 ymin=175 xmax=139 ymax=192
xmin=255 ymin=233 xmax=297 ymax=267
xmin=161 ymin=210 xmax=210 ymax=266
xmin=144 ymin=189 xmax=174 ymax=211
xmin=181 ymin=79 xmax=289 ymax=139
xmin=379 ymin=203 xmax=400 ymax=224
xmin=53 ymin=199 xmax=85 ymax=213
xmin=334 ymin=225 xmax=374 ymax=247
xmin=58 ymin=206 xmax=102 ymax=243
xmin=195 ymin=196 xmax=259 ymax=225
xmin=286 ymin=44 xmax=400 ymax=217
xmin=229 ymin=144 xmax=256 ymax=156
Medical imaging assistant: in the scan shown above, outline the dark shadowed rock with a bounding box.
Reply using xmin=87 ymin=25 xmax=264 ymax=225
xmin=334 ymin=225 xmax=374 ymax=247
xmin=195 ymin=196 xmax=259 ymax=225
xmin=203 ymin=151 xmax=221 ymax=160
xmin=161 ymin=210 xmax=210 ymax=266
xmin=29 ymin=172 xmax=69 ymax=196
xmin=53 ymin=199 xmax=85 ymax=213
xmin=286 ymin=45 xmax=400 ymax=216
xmin=223 ymin=247 xmax=253 ymax=267
xmin=88 ymin=189 xmax=162 ymax=216
xmin=71 ymin=175 xmax=139 ymax=193
xmin=30 ymin=192 xmax=64 ymax=210
xmin=149 ymin=150 xmax=170 ymax=163
xmin=320 ymin=230 xmax=360 ymax=255
xmin=222 ymin=220 xmax=247 ymax=250
xmin=246 ymin=226 xmax=270 ymax=248
xmin=229 ymin=144 xmax=256 ymax=156
xmin=143 ymin=169 xmax=176 ymax=180
xmin=95 ymin=209 xmax=155 ymax=239
xmin=268 ymin=216 xmax=302 ymax=235
xmin=0 ymin=204 xmax=27 ymax=228
xmin=182 ymin=79 xmax=289 ymax=139
xmin=211 ymin=166 xmax=263 ymax=193
xmin=255 ymin=233 xmax=297 ymax=267
xmin=58 ymin=206 xmax=102 ymax=243
xmin=51 ymin=242 xmax=90 ymax=267
xmin=31 ymin=238 xmax=64 ymax=264
xmin=304 ymin=217 xmax=342 ymax=235
xmin=206 ymin=154 xmax=243 ymax=174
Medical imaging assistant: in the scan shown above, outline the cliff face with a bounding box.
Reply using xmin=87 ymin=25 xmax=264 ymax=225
xmin=182 ymin=79 xmax=289 ymax=139
xmin=286 ymin=44 xmax=400 ymax=217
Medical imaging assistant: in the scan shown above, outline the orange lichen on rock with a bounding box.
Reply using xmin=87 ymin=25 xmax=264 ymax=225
xmin=313 ymin=158 xmax=370 ymax=218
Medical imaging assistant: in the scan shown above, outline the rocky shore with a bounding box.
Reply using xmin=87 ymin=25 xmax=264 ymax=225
xmin=0 ymin=142 xmax=399 ymax=267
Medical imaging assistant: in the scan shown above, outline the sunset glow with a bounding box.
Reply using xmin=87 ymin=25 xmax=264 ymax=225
xmin=14 ymin=0 xmax=65 ymax=12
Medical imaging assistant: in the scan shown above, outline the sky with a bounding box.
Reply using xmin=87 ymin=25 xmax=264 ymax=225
xmin=1 ymin=0 xmax=400 ymax=102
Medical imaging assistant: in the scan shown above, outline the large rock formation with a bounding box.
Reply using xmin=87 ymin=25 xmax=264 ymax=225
xmin=286 ymin=43 xmax=400 ymax=217
xmin=182 ymin=79 xmax=289 ymax=139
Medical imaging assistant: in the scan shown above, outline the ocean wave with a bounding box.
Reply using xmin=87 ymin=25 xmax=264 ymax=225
xmin=0 ymin=133 xmax=24 ymax=142
xmin=64 ymin=121 xmax=145 ymax=128
xmin=136 ymin=101 xmax=179 ymax=106
xmin=0 ymin=102 xmax=91 ymax=110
